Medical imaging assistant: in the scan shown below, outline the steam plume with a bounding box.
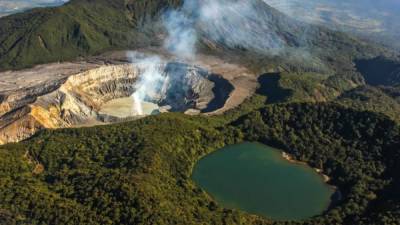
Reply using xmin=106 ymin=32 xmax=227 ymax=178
xmin=129 ymin=0 xmax=323 ymax=115
xmin=162 ymin=0 xmax=290 ymax=59
xmin=128 ymin=52 xmax=166 ymax=116
xmin=163 ymin=10 xmax=197 ymax=59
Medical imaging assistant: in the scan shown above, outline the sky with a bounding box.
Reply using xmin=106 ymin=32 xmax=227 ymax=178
xmin=0 ymin=0 xmax=68 ymax=17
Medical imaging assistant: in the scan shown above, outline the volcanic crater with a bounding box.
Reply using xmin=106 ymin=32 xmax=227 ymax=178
xmin=0 ymin=52 xmax=256 ymax=144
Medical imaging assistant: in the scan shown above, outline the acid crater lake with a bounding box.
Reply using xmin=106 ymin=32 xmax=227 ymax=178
xmin=192 ymin=142 xmax=334 ymax=220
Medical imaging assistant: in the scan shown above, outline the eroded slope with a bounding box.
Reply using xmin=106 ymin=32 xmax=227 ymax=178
xmin=0 ymin=52 xmax=256 ymax=144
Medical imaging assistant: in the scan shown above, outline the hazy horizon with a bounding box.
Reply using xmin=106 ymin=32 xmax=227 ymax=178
xmin=264 ymin=0 xmax=400 ymax=48
xmin=0 ymin=0 xmax=399 ymax=48
xmin=0 ymin=0 xmax=68 ymax=17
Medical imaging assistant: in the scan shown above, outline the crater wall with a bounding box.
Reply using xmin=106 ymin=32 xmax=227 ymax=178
xmin=0 ymin=62 xmax=232 ymax=144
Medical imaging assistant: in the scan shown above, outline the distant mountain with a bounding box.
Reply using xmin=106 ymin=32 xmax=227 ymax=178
xmin=0 ymin=2 xmax=400 ymax=224
xmin=264 ymin=0 xmax=400 ymax=50
xmin=0 ymin=0 xmax=68 ymax=17
xmin=0 ymin=0 xmax=391 ymax=71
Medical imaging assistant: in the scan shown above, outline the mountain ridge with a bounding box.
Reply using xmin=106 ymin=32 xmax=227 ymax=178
xmin=0 ymin=0 xmax=393 ymax=71
xmin=0 ymin=0 xmax=181 ymax=70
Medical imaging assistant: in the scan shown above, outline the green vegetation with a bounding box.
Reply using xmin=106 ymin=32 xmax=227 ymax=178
xmin=0 ymin=0 xmax=392 ymax=73
xmin=0 ymin=100 xmax=399 ymax=224
xmin=234 ymin=103 xmax=400 ymax=224
xmin=0 ymin=114 xmax=249 ymax=225
xmin=252 ymin=70 xmax=400 ymax=125
xmin=0 ymin=0 xmax=181 ymax=70
xmin=0 ymin=0 xmax=400 ymax=224
xmin=337 ymin=86 xmax=400 ymax=123
xmin=355 ymin=57 xmax=400 ymax=86
xmin=192 ymin=142 xmax=334 ymax=221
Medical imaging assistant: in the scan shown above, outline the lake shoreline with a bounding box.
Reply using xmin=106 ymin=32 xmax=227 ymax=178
xmin=281 ymin=152 xmax=332 ymax=184
xmin=281 ymin=150 xmax=344 ymax=214
xmin=193 ymin=142 xmax=338 ymax=220
xmin=281 ymin=151 xmax=342 ymax=210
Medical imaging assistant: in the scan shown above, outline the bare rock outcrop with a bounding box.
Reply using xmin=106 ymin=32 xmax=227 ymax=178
xmin=0 ymin=64 xmax=137 ymax=144
xmin=0 ymin=62 xmax=228 ymax=144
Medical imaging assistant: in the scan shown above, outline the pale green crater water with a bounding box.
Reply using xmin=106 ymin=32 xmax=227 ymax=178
xmin=99 ymin=97 xmax=159 ymax=117
xmin=192 ymin=142 xmax=334 ymax=221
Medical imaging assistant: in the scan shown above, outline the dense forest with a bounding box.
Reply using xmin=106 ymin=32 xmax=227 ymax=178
xmin=0 ymin=0 xmax=182 ymax=70
xmin=1 ymin=0 xmax=400 ymax=224
xmin=0 ymin=101 xmax=399 ymax=224
xmin=234 ymin=103 xmax=400 ymax=224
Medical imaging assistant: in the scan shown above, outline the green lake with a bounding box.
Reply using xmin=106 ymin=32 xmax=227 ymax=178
xmin=191 ymin=142 xmax=334 ymax=221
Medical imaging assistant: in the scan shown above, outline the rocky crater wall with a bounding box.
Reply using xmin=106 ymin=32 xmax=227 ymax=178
xmin=0 ymin=62 xmax=233 ymax=144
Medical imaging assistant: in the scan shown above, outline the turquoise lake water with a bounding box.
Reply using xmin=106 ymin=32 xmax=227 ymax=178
xmin=192 ymin=142 xmax=334 ymax=220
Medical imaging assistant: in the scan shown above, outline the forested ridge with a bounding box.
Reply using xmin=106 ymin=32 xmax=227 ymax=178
xmin=0 ymin=0 xmax=392 ymax=72
xmin=0 ymin=101 xmax=399 ymax=224
xmin=0 ymin=0 xmax=182 ymax=70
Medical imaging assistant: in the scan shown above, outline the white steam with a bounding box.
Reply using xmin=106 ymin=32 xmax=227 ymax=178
xmin=132 ymin=93 xmax=143 ymax=115
xmin=163 ymin=0 xmax=288 ymax=58
xmin=128 ymin=0 xmax=322 ymax=115
xmin=128 ymin=52 xmax=166 ymax=116
xmin=163 ymin=10 xmax=197 ymax=59
xmin=192 ymin=0 xmax=285 ymax=54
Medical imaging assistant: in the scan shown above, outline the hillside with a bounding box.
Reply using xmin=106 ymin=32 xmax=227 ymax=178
xmin=0 ymin=0 xmax=399 ymax=147
xmin=336 ymin=85 xmax=400 ymax=122
xmin=0 ymin=102 xmax=399 ymax=224
xmin=0 ymin=0 xmax=390 ymax=71
xmin=1 ymin=1 xmax=400 ymax=224
xmin=355 ymin=57 xmax=400 ymax=86
xmin=0 ymin=0 xmax=181 ymax=70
